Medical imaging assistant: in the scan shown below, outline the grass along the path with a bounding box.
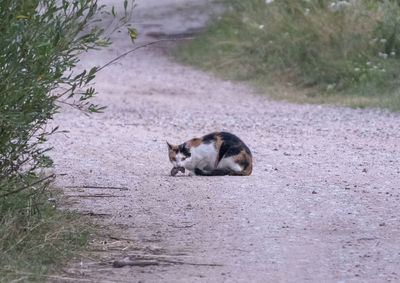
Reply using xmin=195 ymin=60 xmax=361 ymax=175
xmin=0 ymin=185 xmax=94 ymax=282
xmin=175 ymin=0 xmax=400 ymax=111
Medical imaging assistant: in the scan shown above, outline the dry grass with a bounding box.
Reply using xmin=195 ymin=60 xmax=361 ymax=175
xmin=0 ymin=186 xmax=93 ymax=282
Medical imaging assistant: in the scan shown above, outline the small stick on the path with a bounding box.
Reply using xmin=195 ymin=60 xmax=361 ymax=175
xmin=168 ymin=223 xmax=196 ymax=228
xmin=108 ymin=236 xmax=137 ymax=242
xmin=83 ymin=185 xmax=129 ymax=190
xmin=113 ymin=258 xmax=159 ymax=268
xmin=65 ymin=185 xmax=129 ymax=191
xmin=112 ymin=257 xmax=223 ymax=268
xmin=156 ymin=259 xmax=223 ymax=267
xmin=82 ymin=212 xmax=112 ymax=217
xmin=69 ymin=194 xmax=125 ymax=198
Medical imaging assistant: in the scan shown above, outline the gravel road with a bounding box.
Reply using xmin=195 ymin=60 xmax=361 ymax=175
xmin=48 ymin=0 xmax=400 ymax=282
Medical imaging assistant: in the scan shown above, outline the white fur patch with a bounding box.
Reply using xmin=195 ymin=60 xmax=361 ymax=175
xmin=174 ymin=152 xmax=186 ymax=167
xmin=217 ymin=156 xmax=242 ymax=172
xmin=183 ymin=142 xmax=217 ymax=171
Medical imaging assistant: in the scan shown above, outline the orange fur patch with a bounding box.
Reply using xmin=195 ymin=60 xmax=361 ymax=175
xmin=188 ymin=138 xmax=202 ymax=148
xmin=168 ymin=144 xmax=178 ymax=162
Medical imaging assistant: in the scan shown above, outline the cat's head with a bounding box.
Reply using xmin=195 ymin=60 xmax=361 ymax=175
xmin=167 ymin=141 xmax=191 ymax=168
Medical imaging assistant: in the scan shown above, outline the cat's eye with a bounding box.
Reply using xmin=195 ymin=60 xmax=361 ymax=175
xmin=182 ymin=157 xmax=186 ymax=161
xmin=172 ymin=157 xmax=176 ymax=161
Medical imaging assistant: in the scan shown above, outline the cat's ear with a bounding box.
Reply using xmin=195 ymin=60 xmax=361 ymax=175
xmin=166 ymin=141 xmax=172 ymax=150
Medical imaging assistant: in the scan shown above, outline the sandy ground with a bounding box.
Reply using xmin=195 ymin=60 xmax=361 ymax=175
xmin=48 ymin=0 xmax=400 ymax=282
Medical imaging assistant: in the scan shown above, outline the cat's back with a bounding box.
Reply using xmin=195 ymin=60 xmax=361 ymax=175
xmin=200 ymin=132 xmax=251 ymax=154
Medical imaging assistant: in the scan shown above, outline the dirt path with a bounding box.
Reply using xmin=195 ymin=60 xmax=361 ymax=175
xmin=49 ymin=1 xmax=400 ymax=282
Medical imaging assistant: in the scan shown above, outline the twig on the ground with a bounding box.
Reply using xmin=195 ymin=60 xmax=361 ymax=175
xmin=65 ymin=185 xmax=129 ymax=191
xmin=157 ymin=258 xmax=223 ymax=267
xmin=168 ymin=223 xmax=196 ymax=228
xmin=112 ymin=257 xmax=223 ymax=268
xmin=113 ymin=258 xmax=159 ymax=268
xmin=69 ymin=194 xmax=125 ymax=198
xmin=108 ymin=236 xmax=137 ymax=242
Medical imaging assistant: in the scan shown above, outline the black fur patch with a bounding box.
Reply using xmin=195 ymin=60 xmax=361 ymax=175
xmin=239 ymin=159 xmax=249 ymax=169
xmin=194 ymin=168 xmax=204 ymax=175
xmin=219 ymin=132 xmax=242 ymax=144
xmin=218 ymin=142 xmax=230 ymax=163
xmin=217 ymin=132 xmax=250 ymax=162
xmin=195 ymin=168 xmax=230 ymax=176
xmin=202 ymin=133 xmax=216 ymax=144
xmin=178 ymin=142 xmax=191 ymax=157
xmin=224 ymin=146 xmax=243 ymax=158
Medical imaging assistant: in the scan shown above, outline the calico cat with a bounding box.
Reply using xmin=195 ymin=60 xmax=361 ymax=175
xmin=167 ymin=132 xmax=252 ymax=176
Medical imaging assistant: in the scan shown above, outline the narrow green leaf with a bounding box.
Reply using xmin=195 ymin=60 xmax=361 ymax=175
xmin=128 ymin=28 xmax=137 ymax=44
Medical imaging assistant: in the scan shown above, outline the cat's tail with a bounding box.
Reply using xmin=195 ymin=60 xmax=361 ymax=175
xmin=194 ymin=166 xmax=252 ymax=176
xmin=194 ymin=168 xmax=231 ymax=176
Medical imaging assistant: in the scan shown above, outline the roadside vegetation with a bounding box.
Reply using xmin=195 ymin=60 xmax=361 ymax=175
xmin=0 ymin=0 xmax=133 ymax=281
xmin=0 ymin=188 xmax=93 ymax=282
xmin=177 ymin=0 xmax=400 ymax=110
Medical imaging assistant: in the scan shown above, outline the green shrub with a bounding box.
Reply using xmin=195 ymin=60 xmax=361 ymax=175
xmin=0 ymin=0 xmax=133 ymax=280
xmin=178 ymin=0 xmax=400 ymax=109
xmin=0 ymin=0 xmax=133 ymax=194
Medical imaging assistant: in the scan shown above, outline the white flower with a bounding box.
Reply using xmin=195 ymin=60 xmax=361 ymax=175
xmin=259 ymin=25 xmax=265 ymax=30
xmin=380 ymin=38 xmax=387 ymax=43
xmin=390 ymin=51 xmax=396 ymax=56
xmin=354 ymin=68 xmax=360 ymax=72
xmin=266 ymin=0 xmax=274 ymax=4
xmin=338 ymin=1 xmax=350 ymax=6
xmin=366 ymin=62 xmax=371 ymax=66
xmin=329 ymin=1 xmax=350 ymax=11
xmin=379 ymin=52 xmax=388 ymax=59
xmin=305 ymin=8 xmax=310 ymax=15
